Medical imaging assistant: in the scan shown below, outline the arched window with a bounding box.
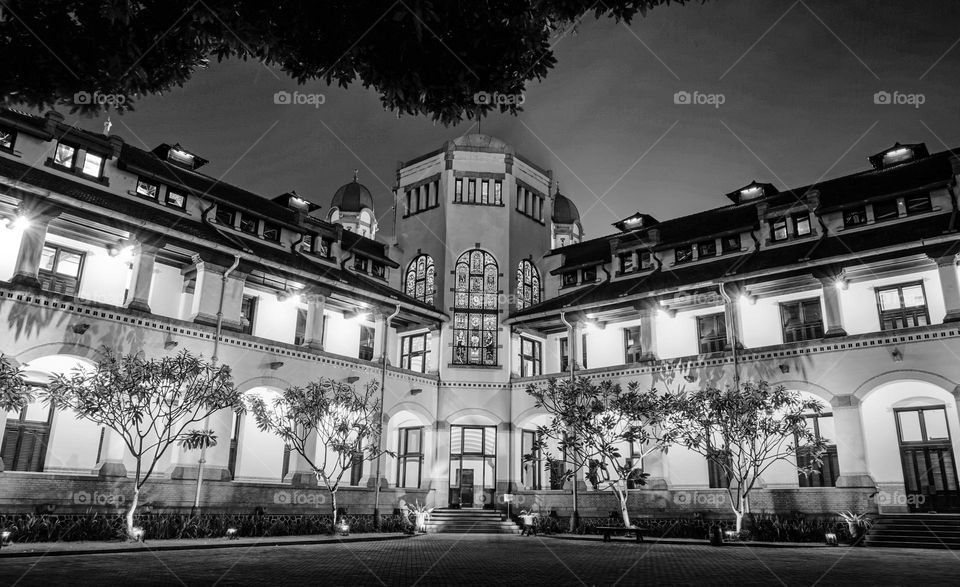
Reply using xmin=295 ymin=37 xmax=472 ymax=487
xmin=404 ymin=254 xmax=436 ymax=305
xmin=516 ymin=260 xmax=541 ymax=310
xmin=452 ymin=248 xmax=499 ymax=366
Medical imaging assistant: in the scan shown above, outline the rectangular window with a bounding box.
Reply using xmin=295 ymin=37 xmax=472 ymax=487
xmin=877 ymin=282 xmax=929 ymax=330
xmin=520 ymin=337 xmax=542 ymax=377
xmin=797 ymin=413 xmax=839 ymax=488
xmin=467 ymin=179 xmax=476 ymax=203
xmin=675 ymin=245 xmax=694 ymax=264
xmin=581 ymin=333 xmax=588 ymax=369
xmin=428 ymin=182 xmax=438 ymax=208
xmin=494 ymin=181 xmax=502 ymax=205
xmin=770 ymin=218 xmax=788 ymax=241
xmin=793 ymin=213 xmax=812 ymax=237
xmin=873 ymin=199 xmax=899 ymax=222
xmin=293 ymin=307 xmax=307 ymax=346
xmin=240 ymin=295 xmax=258 ymax=335
xmin=1 ymin=396 xmax=52 ymax=472
xmin=238 ymin=214 xmax=258 ymax=235
xmin=400 ymin=333 xmax=428 ymax=373
xmin=135 ymin=178 xmax=159 ymax=200
xmin=780 ymin=298 xmax=824 ymax=343
xmin=38 ymin=244 xmax=84 ymax=296
xmin=697 ymin=240 xmax=717 ymax=258
xmin=349 ymin=454 xmax=364 ymax=487
xmin=581 ymin=266 xmax=597 ymax=283
xmin=905 ymin=194 xmax=932 ymax=216
xmin=517 ymin=187 xmax=526 ymax=213
xmin=81 ymin=152 xmax=105 ymax=179
xmin=640 ymin=251 xmax=653 ymax=269
xmin=843 ymin=207 xmax=867 ymax=227
xmin=708 ymin=457 xmax=731 ymax=489
xmin=405 ymin=191 xmax=413 ymax=214
xmin=261 ymin=222 xmax=280 ymax=242
xmin=455 ymin=179 xmax=463 ymax=202
xmin=619 ymin=251 xmax=636 ymax=273
xmin=480 ymin=180 xmax=489 ymax=204
xmin=215 ymin=206 xmax=236 ymax=227
xmin=521 ymin=429 xmax=542 ymax=490
xmin=722 ymin=234 xmax=742 ymax=253
xmin=165 ymin=189 xmax=187 ymax=209
xmin=697 ymin=313 xmax=727 ymax=354
xmin=53 ymin=142 xmax=76 ymax=169
xmin=300 ymin=234 xmax=314 ymax=253
xmin=623 ymin=326 xmax=643 ymax=363
xmin=359 ymin=324 xmax=376 ymax=361
xmin=559 ymin=337 xmax=569 ymax=372
xmin=397 ymin=427 xmax=424 ymax=488
xmin=562 ymin=272 xmax=578 ymax=287
xmin=354 ymin=256 xmax=369 ymax=273
xmin=0 ymin=127 xmax=16 ymax=151
xmin=371 ymin=261 xmax=385 ymax=279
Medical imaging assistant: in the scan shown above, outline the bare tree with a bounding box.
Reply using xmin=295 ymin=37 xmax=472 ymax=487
xmin=44 ymin=349 xmax=242 ymax=538
xmin=248 ymin=378 xmax=385 ymax=532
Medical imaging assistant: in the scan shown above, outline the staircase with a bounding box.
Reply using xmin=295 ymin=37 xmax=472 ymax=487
xmin=423 ymin=508 xmax=519 ymax=534
xmin=865 ymin=514 xmax=960 ymax=549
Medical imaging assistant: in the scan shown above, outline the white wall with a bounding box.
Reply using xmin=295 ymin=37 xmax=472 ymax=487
xmin=0 ymin=225 xmax=23 ymax=281
xmin=657 ymin=308 xmax=711 ymax=359
xmin=149 ymin=262 xmax=184 ymax=319
xmin=324 ymin=311 xmax=364 ymax=358
xmin=741 ymin=289 xmax=824 ymax=349
xmin=840 ymin=269 xmax=945 ymax=335
xmin=235 ymin=388 xmax=286 ymax=483
xmin=247 ymin=287 xmax=300 ymax=345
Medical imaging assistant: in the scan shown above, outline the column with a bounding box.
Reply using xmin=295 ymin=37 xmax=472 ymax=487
xmin=637 ymin=304 xmax=658 ymax=361
xmin=0 ymin=409 xmax=7 ymax=471
xmin=935 ymin=255 xmax=960 ymax=323
xmin=94 ymin=428 xmax=128 ymax=478
xmin=284 ymin=429 xmax=318 ymax=487
xmin=819 ymin=277 xmax=848 ymax=337
xmin=188 ymin=256 xmax=246 ymax=329
xmin=722 ymin=285 xmax=743 ymax=350
xmin=10 ymin=208 xmax=60 ymax=288
xmin=302 ymin=293 xmax=327 ymax=350
xmin=830 ymin=395 xmax=875 ymax=488
xmin=125 ymin=242 xmax=160 ymax=313
xmin=434 ymin=420 xmax=450 ymax=501
xmin=427 ymin=324 xmax=442 ymax=374
xmin=373 ymin=310 xmax=388 ymax=364
xmin=567 ymin=320 xmax=583 ymax=371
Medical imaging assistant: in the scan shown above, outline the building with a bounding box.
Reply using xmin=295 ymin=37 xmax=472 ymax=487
xmin=0 ymin=108 xmax=958 ymax=518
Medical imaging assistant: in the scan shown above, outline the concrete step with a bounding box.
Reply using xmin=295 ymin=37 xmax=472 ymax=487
xmin=864 ymin=515 xmax=960 ymax=550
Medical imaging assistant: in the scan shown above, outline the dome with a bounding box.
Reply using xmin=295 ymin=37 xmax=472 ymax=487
xmin=551 ymin=193 xmax=581 ymax=225
xmin=330 ymin=173 xmax=374 ymax=213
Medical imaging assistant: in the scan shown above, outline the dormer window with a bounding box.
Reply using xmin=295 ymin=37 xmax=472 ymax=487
xmin=80 ymin=152 xmax=105 ymax=179
xmin=300 ymin=234 xmax=314 ymax=252
xmin=135 ymin=178 xmax=159 ymax=200
xmin=770 ymin=218 xmax=789 ymax=241
xmin=238 ymin=214 xmax=257 ymax=235
xmin=562 ymin=272 xmax=578 ymax=287
xmin=167 ymin=147 xmax=196 ymax=167
xmin=215 ymin=206 xmax=237 ymax=226
xmin=675 ymin=244 xmax=694 ymax=264
xmin=697 ymin=239 xmax=717 ymax=258
xmin=741 ymin=185 xmax=764 ymax=200
xmin=722 ymin=234 xmax=742 ymax=253
xmin=873 ymin=199 xmax=899 ymax=222
xmin=165 ymin=189 xmax=187 ymax=209
xmin=372 ymin=261 xmax=386 ymax=279
xmin=0 ymin=127 xmax=16 ymax=151
xmin=582 ymin=266 xmax=597 ymax=283
xmin=843 ymin=207 xmax=867 ymax=227
xmin=883 ymin=147 xmax=913 ymax=166
xmin=726 ymin=181 xmax=777 ymax=204
xmin=53 ymin=142 xmax=76 ymax=168
xmin=868 ymin=143 xmax=929 ymax=170
xmin=793 ymin=213 xmax=812 ymax=237
xmin=262 ymin=222 xmax=280 ymax=242
xmin=354 ymin=256 xmax=369 ymax=273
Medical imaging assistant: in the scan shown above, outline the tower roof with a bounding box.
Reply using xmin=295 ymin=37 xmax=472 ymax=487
xmin=331 ymin=172 xmax=374 ymax=213
xmin=551 ymin=193 xmax=581 ymax=225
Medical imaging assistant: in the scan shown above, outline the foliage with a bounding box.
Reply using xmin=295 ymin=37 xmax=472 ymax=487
xmin=0 ymin=1 xmax=698 ymax=125
xmin=249 ymin=377 xmax=385 ymax=529
xmin=42 ymin=349 xmax=242 ymax=536
xmin=399 ymin=499 xmax=433 ymax=532
xmin=526 ymin=377 xmax=671 ymax=527
xmin=0 ymin=354 xmax=31 ymax=413
xmin=661 ymin=381 xmax=827 ymax=532
xmin=0 ymin=512 xmax=406 ymax=543
xmin=178 ymin=429 xmax=218 ymax=451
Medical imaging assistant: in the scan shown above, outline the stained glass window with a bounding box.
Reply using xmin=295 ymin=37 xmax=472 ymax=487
xmin=453 ymin=248 xmax=499 ymax=366
xmin=404 ymin=254 xmax=436 ymax=306
xmin=516 ymin=260 xmax=541 ymax=311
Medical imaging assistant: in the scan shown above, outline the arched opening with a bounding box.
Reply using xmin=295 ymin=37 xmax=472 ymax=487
xmin=385 ymin=408 xmax=432 ymax=489
xmin=233 ymin=386 xmax=287 ymax=483
xmin=516 ymin=259 xmax=541 ymax=311
xmin=452 ymin=248 xmax=498 ymax=366
xmin=404 ymin=254 xmax=436 ymax=306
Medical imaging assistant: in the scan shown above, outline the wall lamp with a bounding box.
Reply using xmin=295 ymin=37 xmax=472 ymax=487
xmin=269 ymin=361 xmax=284 ymax=370
xmin=345 ymin=309 xmax=370 ymax=322
xmin=410 ymin=388 xmax=423 ymax=396
xmin=683 ymin=374 xmax=696 ymax=383
xmin=834 ymin=279 xmax=849 ymax=291
xmin=344 ymin=376 xmax=360 ymax=384
xmin=658 ymin=308 xmax=677 ymax=319
xmin=164 ymin=340 xmax=179 ymax=350
xmin=3 ymin=215 xmax=30 ymax=231
xmin=891 ymin=348 xmax=903 ymax=362
xmin=72 ymin=323 xmax=90 ymax=335
xmin=779 ymin=364 xmax=790 ymax=374
xmin=739 ymin=294 xmax=758 ymax=306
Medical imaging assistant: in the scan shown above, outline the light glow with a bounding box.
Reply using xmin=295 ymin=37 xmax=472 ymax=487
xmin=11 ymin=215 xmax=30 ymax=231
xmin=835 ymin=279 xmax=848 ymax=291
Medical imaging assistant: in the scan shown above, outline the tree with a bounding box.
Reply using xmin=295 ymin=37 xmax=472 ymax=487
xmin=248 ymin=377 xmax=385 ymax=532
xmin=179 ymin=428 xmax=218 ymax=514
xmin=44 ymin=349 xmax=242 ymax=538
xmin=0 ymin=0 xmax=695 ymax=125
xmin=662 ymin=381 xmax=828 ymax=533
xmin=526 ymin=377 xmax=671 ymax=529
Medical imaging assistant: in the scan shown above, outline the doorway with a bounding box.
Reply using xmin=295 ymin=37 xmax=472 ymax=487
xmin=449 ymin=425 xmax=496 ymax=508
xmin=895 ymin=406 xmax=960 ymax=512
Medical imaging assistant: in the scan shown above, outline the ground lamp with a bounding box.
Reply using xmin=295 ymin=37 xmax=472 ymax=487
xmin=824 ymin=532 xmax=838 ymax=546
xmin=131 ymin=527 xmax=145 ymax=542
xmin=0 ymin=530 xmax=12 ymax=548
xmin=226 ymin=528 xmax=239 ymax=540
xmin=337 ymin=521 xmax=350 ymax=536
xmin=724 ymin=530 xmax=737 ymax=542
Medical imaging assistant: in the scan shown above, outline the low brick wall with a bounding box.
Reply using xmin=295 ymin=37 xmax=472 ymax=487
xmin=0 ymin=472 xmax=434 ymax=515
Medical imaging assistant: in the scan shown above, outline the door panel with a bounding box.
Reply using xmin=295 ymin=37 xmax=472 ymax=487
xmin=896 ymin=407 xmax=960 ymax=512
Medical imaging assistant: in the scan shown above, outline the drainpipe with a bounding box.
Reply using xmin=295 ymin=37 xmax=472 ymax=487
xmin=373 ymin=303 xmax=401 ymax=529
xmin=717 ymin=282 xmax=740 ymax=389
xmin=560 ymin=310 xmax=579 ymax=531
xmin=193 ymin=253 xmax=240 ymax=514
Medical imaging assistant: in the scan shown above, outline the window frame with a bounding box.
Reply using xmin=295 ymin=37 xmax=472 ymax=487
xmin=164 ymin=189 xmax=187 ymax=210
xmin=0 ymin=126 xmax=16 ymax=152
xmin=779 ymin=297 xmax=825 ymax=343
xmin=261 ymin=222 xmax=281 ymax=243
xmin=358 ymin=324 xmax=376 ymax=361
xmin=696 ymin=313 xmax=727 ymax=354
xmin=770 ymin=218 xmax=789 ymax=242
xmin=876 ymin=281 xmax=930 ymax=331
xmin=215 ymin=205 xmax=237 ymax=227
xmin=135 ymin=177 xmax=160 ymax=200
xmin=842 ymin=207 xmax=867 ymax=228
xmin=240 ymin=294 xmax=258 ymax=335
xmin=674 ymin=244 xmax=694 ymax=264
xmin=52 ymin=141 xmax=78 ymax=169
xmin=80 ymin=151 xmax=106 ymax=179
xmin=696 ymin=239 xmax=717 ymax=259
xmin=516 ymin=259 xmax=542 ymax=311
xmin=796 ymin=412 xmax=840 ymax=488
xmin=873 ymin=198 xmax=900 ymax=222
xmin=623 ymin=326 xmax=643 ymax=364
xmin=722 ymin=233 xmax=742 ymax=254
xmin=397 ymin=426 xmax=424 ymax=488
xmin=451 ymin=248 xmax=499 ymax=367
xmin=404 ymin=254 xmax=436 ymax=305
xmin=38 ymin=243 xmax=85 ymax=296
xmin=400 ymin=332 xmax=429 ymax=373
xmin=793 ymin=213 xmax=812 ymax=237
xmin=519 ymin=336 xmax=542 ymax=377
xmin=1 ymin=390 xmax=54 ymax=472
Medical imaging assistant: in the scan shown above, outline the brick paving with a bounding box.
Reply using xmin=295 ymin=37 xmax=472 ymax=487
xmin=0 ymin=534 xmax=956 ymax=586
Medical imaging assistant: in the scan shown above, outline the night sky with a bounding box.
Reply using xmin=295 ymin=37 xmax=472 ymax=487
xmin=55 ymin=0 xmax=960 ymax=240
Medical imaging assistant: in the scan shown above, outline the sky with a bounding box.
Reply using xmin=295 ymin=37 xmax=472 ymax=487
xmin=57 ymin=0 xmax=960 ymax=240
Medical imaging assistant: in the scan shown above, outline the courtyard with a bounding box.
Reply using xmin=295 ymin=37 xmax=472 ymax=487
xmin=0 ymin=535 xmax=956 ymax=586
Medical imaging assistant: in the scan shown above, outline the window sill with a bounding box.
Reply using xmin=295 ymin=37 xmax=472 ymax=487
xmin=0 ymin=147 xmax=21 ymax=158
xmin=125 ymin=190 xmax=189 ymax=213
xmin=44 ymin=159 xmax=110 ymax=186
xmin=454 ymin=201 xmax=505 ymax=208
xmin=402 ymin=205 xmax=440 ymax=218
xmin=765 ymin=232 xmax=818 ymax=247
xmin=447 ymin=363 xmax=502 ymax=370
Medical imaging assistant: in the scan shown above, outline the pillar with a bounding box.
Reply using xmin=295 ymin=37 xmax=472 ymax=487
xmin=819 ymin=277 xmax=848 ymax=337
xmin=125 ymin=242 xmax=159 ymax=313
xmin=935 ymin=255 xmax=960 ymax=323
xmin=284 ymin=429 xmax=318 ymax=487
xmin=830 ymin=395 xmax=875 ymax=488
xmin=0 ymin=410 xmax=7 ymax=471
xmin=302 ymin=293 xmax=327 ymax=350
xmin=722 ymin=288 xmax=743 ymax=350
xmin=187 ymin=256 xmax=246 ymax=329
xmin=566 ymin=320 xmax=583 ymax=371
xmin=94 ymin=428 xmax=128 ymax=478
xmin=638 ymin=305 xmax=658 ymax=361
xmin=10 ymin=208 xmax=60 ymax=288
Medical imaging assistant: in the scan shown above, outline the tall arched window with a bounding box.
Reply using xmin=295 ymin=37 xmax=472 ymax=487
xmin=516 ymin=260 xmax=541 ymax=310
xmin=453 ymin=248 xmax=499 ymax=366
xmin=404 ymin=254 xmax=436 ymax=305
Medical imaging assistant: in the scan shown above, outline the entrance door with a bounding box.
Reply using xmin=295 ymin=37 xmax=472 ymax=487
xmin=448 ymin=425 xmax=497 ymax=508
xmin=459 ymin=470 xmax=475 ymax=507
xmin=896 ymin=407 xmax=960 ymax=512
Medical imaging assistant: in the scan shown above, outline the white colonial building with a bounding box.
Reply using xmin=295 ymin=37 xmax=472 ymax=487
xmin=0 ymin=109 xmax=958 ymax=518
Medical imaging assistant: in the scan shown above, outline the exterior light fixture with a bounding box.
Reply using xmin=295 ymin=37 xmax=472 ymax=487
xmin=337 ymin=521 xmax=350 ymax=536
xmin=131 ymin=527 xmax=145 ymax=542
xmin=835 ymin=279 xmax=848 ymax=291
xmin=269 ymin=361 xmax=284 ymax=370
xmin=683 ymin=374 xmax=696 ymax=383
xmin=584 ymin=318 xmax=605 ymax=333
xmin=779 ymin=364 xmax=790 ymax=374
xmin=824 ymin=532 xmax=838 ymax=546
xmin=658 ymin=308 xmax=677 ymax=319
xmin=226 ymin=528 xmax=239 ymax=540
xmin=72 ymin=323 xmax=91 ymax=335
xmin=739 ymin=294 xmax=757 ymax=306
xmin=344 ymin=376 xmax=360 ymax=384
xmin=0 ymin=530 xmax=11 ymax=548
xmin=410 ymin=388 xmax=423 ymax=395
xmin=164 ymin=340 xmax=179 ymax=350
xmin=724 ymin=530 xmax=737 ymax=542
xmin=891 ymin=348 xmax=903 ymax=362
xmin=346 ymin=309 xmax=370 ymax=322
xmin=11 ymin=215 xmax=30 ymax=231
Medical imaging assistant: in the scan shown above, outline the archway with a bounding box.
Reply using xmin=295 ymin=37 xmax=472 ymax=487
xmin=232 ymin=386 xmax=287 ymax=483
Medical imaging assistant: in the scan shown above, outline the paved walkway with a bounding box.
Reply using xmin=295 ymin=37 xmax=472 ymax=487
xmin=0 ymin=534 xmax=956 ymax=586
